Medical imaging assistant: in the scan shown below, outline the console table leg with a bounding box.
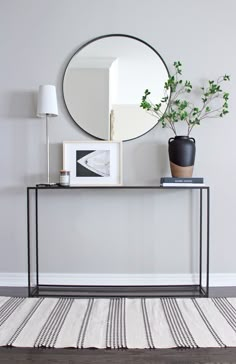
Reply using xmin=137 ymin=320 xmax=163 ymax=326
xmin=199 ymin=188 xmax=203 ymax=291
xmin=27 ymin=187 xmax=31 ymax=297
xmin=35 ymin=188 xmax=39 ymax=292
xmin=206 ymin=188 xmax=210 ymax=296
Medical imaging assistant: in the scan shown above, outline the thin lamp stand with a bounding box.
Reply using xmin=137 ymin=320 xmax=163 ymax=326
xmin=45 ymin=114 xmax=56 ymax=186
xmin=46 ymin=114 xmax=50 ymax=185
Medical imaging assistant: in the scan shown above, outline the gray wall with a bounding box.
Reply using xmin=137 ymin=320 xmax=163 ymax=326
xmin=0 ymin=0 xmax=236 ymax=282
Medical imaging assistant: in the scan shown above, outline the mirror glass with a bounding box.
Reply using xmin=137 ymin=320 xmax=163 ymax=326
xmin=63 ymin=34 xmax=169 ymax=141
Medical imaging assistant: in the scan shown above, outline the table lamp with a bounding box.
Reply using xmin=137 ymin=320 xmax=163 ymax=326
xmin=37 ymin=85 xmax=58 ymax=185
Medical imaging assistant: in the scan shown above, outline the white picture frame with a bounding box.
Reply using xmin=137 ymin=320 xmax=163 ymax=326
xmin=63 ymin=141 xmax=123 ymax=186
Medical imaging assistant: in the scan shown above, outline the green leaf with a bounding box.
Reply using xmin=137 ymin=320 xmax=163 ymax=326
xmin=190 ymin=117 xmax=200 ymax=125
xmin=179 ymin=100 xmax=188 ymax=110
xmin=144 ymin=89 xmax=151 ymax=96
xmin=223 ymin=92 xmax=229 ymax=100
xmin=140 ymin=100 xmax=152 ymax=110
xmin=180 ymin=111 xmax=188 ymax=120
xmin=192 ymin=107 xmax=200 ymax=116
xmin=161 ymin=96 xmax=168 ymax=103
xmin=154 ymin=103 xmax=161 ymax=111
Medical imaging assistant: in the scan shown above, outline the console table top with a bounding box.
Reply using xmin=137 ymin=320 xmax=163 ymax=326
xmin=28 ymin=185 xmax=209 ymax=190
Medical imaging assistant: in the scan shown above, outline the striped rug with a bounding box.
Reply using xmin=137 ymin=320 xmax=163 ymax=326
xmin=0 ymin=296 xmax=236 ymax=349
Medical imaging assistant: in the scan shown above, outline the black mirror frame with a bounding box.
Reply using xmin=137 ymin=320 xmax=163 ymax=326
xmin=62 ymin=33 xmax=170 ymax=141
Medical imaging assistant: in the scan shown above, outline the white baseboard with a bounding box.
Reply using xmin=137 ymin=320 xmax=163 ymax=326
xmin=1 ymin=273 xmax=236 ymax=287
xmin=208 ymin=274 xmax=236 ymax=287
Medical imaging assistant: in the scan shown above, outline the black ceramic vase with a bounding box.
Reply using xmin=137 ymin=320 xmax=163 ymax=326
xmin=168 ymin=136 xmax=196 ymax=177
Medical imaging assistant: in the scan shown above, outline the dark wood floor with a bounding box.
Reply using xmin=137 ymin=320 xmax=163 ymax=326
xmin=1 ymin=286 xmax=236 ymax=297
xmin=1 ymin=347 xmax=236 ymax=364
xmin=0 ymin=286 xmax=236 ymax=364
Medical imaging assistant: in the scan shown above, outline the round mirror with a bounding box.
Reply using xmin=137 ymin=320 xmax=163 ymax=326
xmin=63 ymin=34 xmax=169 ymax=141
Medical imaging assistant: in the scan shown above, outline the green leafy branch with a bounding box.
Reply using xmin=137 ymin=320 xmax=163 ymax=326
xmin=140 ymin=62 xmax=230 ymax=136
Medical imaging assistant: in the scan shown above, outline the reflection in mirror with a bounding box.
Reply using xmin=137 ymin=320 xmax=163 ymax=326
xmin=63 ymin=34 xmax=169 ymax=141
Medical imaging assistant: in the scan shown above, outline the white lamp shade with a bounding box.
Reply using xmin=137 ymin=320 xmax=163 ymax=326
xmin=37 ymin=85 xmax=58 ymax=117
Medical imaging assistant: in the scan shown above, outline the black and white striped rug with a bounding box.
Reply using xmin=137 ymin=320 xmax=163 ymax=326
xmin=1 ymin=296 xmax=236 ymax=349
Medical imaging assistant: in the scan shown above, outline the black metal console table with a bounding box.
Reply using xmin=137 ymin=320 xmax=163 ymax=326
xmin=27 ymin=185 xmax=210 ymax=298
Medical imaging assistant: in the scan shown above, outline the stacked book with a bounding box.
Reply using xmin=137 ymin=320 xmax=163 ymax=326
xmin=160 ymin=177 xmax=204 ymax=187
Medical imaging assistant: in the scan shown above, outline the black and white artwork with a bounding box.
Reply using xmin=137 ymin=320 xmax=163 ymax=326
xmin=63 ymin=141 xmax=122 ymax=185
xmin=76 ymin=150 xmax=110 ymax=177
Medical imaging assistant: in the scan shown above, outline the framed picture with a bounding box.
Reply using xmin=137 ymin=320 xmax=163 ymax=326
xmin=63 ymin=141 xmax=123 ymax=186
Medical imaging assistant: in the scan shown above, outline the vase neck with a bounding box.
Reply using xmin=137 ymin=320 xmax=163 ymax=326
xmin=174 ymin=135 xmax=190 ymax=139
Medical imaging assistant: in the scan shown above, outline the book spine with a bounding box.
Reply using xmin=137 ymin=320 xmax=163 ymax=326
xmin=161 ymin=183 xmax=205 ymax=187
xmin=160 ymin=177 xmax=204 ymax=184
